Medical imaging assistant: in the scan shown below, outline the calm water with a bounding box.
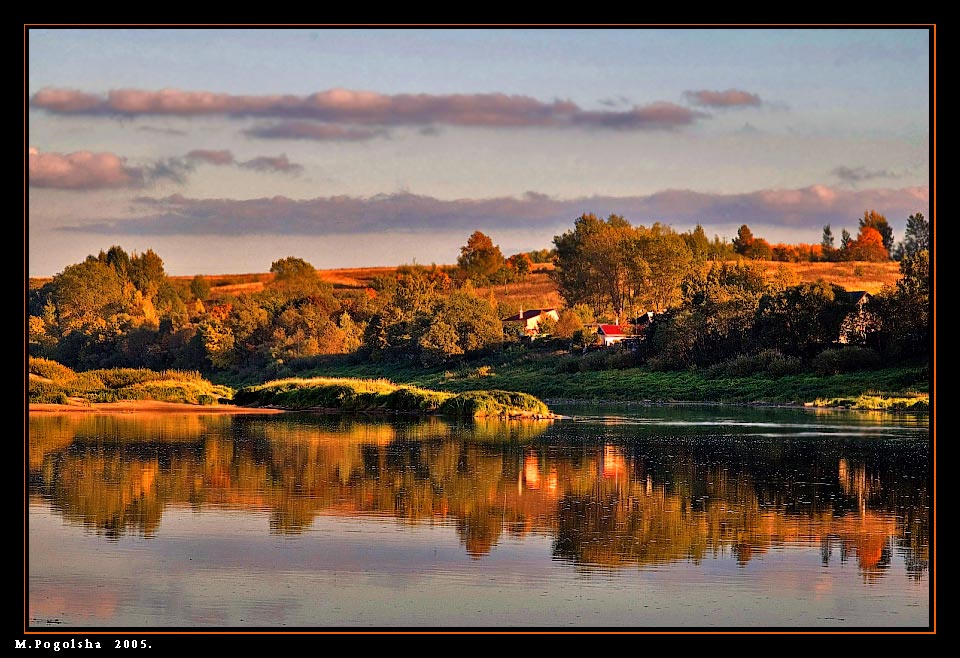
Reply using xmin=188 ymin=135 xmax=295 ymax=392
xmin=28 ymin=406 xmax=930 ymax=628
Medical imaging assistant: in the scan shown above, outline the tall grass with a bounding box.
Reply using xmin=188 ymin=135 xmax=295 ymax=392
xmin=28 ymin=357 xmax=231 ymax=405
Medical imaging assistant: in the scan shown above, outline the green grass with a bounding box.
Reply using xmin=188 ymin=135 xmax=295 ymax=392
xmin=28 ymin=357 xmax=232 ymax=405
xmin=234 ymin=376 xmax=550 ymax=418
xmin=292 ymin=352 xmax=928 ymax=409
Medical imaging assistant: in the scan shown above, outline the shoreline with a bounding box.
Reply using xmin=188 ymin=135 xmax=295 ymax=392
xmin=28 ymin=401 xmax=286 ymax=415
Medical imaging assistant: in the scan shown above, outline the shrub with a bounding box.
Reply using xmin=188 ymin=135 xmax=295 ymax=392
xmin=812 ymin=346 xmax=882 ymax=376
xmin=28 ymin=357 xmax=76 ymax=382
xmin=706 ymin=349 xmax=803 ymax=378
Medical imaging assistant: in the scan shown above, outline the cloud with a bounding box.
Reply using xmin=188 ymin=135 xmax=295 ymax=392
xmin=143 ymin=157 xmax=194 ymax=184
xmin=29 ymin=147 xmax=144 ymax=189
xmin=185 ymin=149 xmax=235 ymax=165
xmin=32 ymin=87 xmax=709 ymax=131
xmin=137 ymin=125 xmax=189 ymax=136
xmin=573 ymin=103 xmax=706 ymax=130
xmin=237 ymin=154 xmax=303 ymax=174
xmin=62 ymin=185 xmax=929 ymax=236
xmin=244 ymin=121 xmax=386 ymax=141
xmin=684 ymin=89 xmax=762 ymax=108
xmin=832 ymin=165 xmax=900 ymax=183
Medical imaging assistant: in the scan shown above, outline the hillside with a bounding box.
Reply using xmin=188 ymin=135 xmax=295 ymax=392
xmin=149 ymin=260 xmax=900 ymax=309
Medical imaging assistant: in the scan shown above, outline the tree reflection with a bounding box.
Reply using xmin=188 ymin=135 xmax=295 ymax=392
xmin=29 ymin=413 xmax=928 ymax=581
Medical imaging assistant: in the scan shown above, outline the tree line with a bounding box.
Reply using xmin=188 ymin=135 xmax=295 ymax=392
xmin=29 ymin=208 xmax=929 ymax=380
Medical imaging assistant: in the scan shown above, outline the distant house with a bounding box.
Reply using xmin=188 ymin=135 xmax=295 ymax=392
xmin=597 ymin=324 xmax=628 ymax=346
xmin=502 ymin=308 xmax=560 ymax=335
xmin=839 ymin=291 xmax=872 ymax=344
xmin=630 ymin=311 xmax=656 ymax=333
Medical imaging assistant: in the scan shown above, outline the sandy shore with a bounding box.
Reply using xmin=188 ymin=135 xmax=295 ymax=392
xmin=29 ymin=400 xmax=285 ymax=415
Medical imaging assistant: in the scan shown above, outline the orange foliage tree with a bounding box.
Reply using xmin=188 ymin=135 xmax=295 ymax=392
xmin=846 ymin=226 xmax=889 ymax=262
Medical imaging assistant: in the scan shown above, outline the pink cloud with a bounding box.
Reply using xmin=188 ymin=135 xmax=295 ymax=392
xmin=29 ymin=147 xmax=142 ymax=189
xmin=685 ymin=89 xmax=763 ymax=108
xmin=32 ymin=87 xmax=708 ymax=130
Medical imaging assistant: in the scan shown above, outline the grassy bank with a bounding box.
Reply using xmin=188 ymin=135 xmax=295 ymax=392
xmin=233 ymin=377 xmax=551 ymax=418
xmin=293 ymin=353 xmax=928 ymax=409
xmin=29 ymin=357 xmax=232 ymax=406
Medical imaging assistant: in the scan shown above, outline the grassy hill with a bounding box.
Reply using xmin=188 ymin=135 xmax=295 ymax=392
xmin=128 ymin=260 xmax=901 ymax=310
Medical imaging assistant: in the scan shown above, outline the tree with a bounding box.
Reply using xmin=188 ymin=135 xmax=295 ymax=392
xmin=129 ymin=249 xmax=167 ymax=298
xmin=553 ymin=214 xmax=638 ymax=323
xmin=858 ymin=210 xmax=894 ymax=255
xmin=898 ymin=212 xmax=929 ymax=259
xmin=821 ymin=225 xmax=836 ymax=261
xmin=847 ymin=226 xmax=889 ymax=262
xmin=103 ymin=245 xmax=132 ymax=277
xmin=506 ymin=253 xmax=533 ymax=278
xmin=732 ymin=225 xmax=755 ymax=256
xmin=457 ymin=231 xmax=504 ymax=284
xmin=49 ymin=260 xmax=126 ymax=333
xmin=682 ymin=224 xmax=710 ymax=263
xmin=270 ymin=256 xmax=317 ymax=284
xmin=821 ymin=225 xmax=835 ymax=250
xmin=756 ymin=281 xmax=853 ymax=357
xmin=190 ymin=275 xmax=211 ymax=301
xmin=893 ymin=249 xmax=929 ymax=356
xmin=636 ymin=225 xmax=693 ymax=311
xmin=743 ymin=238 xmax=773 ymax=261
xmin=863 ymin=249 xmax=929 ymax=358
xmin=555 ymin=308 xmax=584 ymax=338
xmin=840 ymin=229 xmax=853 ymax=255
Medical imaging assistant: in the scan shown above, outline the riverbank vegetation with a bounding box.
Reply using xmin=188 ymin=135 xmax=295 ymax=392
xmin=27 ymin=209 xmax=929 ymax=409
xmin=233 ymin=377 xmax=551 ymax=418
xmin=28 ymin=357 xmax=232 ymax=405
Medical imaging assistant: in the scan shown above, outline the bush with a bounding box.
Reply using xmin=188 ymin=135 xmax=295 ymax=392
xmin=706 ymin=349 xmax=803 ymax=378
xmin=28 ymin=357 xmax=76 ymax=382
xmin=439 ymin=390 xmax=549 ymax=417
xmin=812 ymin=346 xmax=882 ymax=376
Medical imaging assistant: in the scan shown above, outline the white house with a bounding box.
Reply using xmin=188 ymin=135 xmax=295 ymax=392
xmin=502 ymin=308 xmax=560 ymax=335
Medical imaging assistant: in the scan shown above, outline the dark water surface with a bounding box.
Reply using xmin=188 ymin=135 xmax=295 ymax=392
xmin=28 ymin=406 xmax=930 ymax=628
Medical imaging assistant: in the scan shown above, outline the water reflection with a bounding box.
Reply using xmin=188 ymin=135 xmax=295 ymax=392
xmin=29 ymin=410 xmax=928 ymax=582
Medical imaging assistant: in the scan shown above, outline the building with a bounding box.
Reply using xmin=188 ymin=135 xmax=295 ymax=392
xmin=597 ymin=324 xmax=628 ymax=346
xmin=502 ymin=308 xmax=560 ymax=335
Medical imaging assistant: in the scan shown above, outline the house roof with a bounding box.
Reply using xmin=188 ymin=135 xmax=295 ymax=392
xmin=842 ymin=291 xmax=869 ymax=305
xmin=598 ymin=324 xmax=626 ymax=336
xmin=502 ymin=308 xmax=557 ymax=322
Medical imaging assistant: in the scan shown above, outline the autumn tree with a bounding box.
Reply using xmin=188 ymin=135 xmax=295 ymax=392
xmin=457 ymin=231 xmax=505 ymax=284
xmin=732 ymin=225 xmax=755 ymax=256
xmin=858 ymin=210 xmax=894 ymax=255
xmin=681 ymin=224 xmax=711 ymax=263
xmin=506 ymin=252 xmax=533 ymax=278
xmin=846 ymin=226 xmax=889 ymax=262
xmin=743 ymin=238 xmax=773 ymax=260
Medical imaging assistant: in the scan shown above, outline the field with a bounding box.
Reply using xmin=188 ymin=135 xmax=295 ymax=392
xmin=31 ymin=260 xmax=901 ymax=309
xmin=163 ymin=260 xmax=901 ymax=308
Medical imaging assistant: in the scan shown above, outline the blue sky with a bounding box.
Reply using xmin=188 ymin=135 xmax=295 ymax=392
xmin=27 ymin=28 xmax=931 ymax=275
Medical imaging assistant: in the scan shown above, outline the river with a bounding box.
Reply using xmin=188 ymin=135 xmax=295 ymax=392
xmin=27 ymin=405 xmax=930 ymax=628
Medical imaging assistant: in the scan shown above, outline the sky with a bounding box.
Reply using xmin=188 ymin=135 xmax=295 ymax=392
xmin=27 ymin=28 xmax=931 ymax=276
